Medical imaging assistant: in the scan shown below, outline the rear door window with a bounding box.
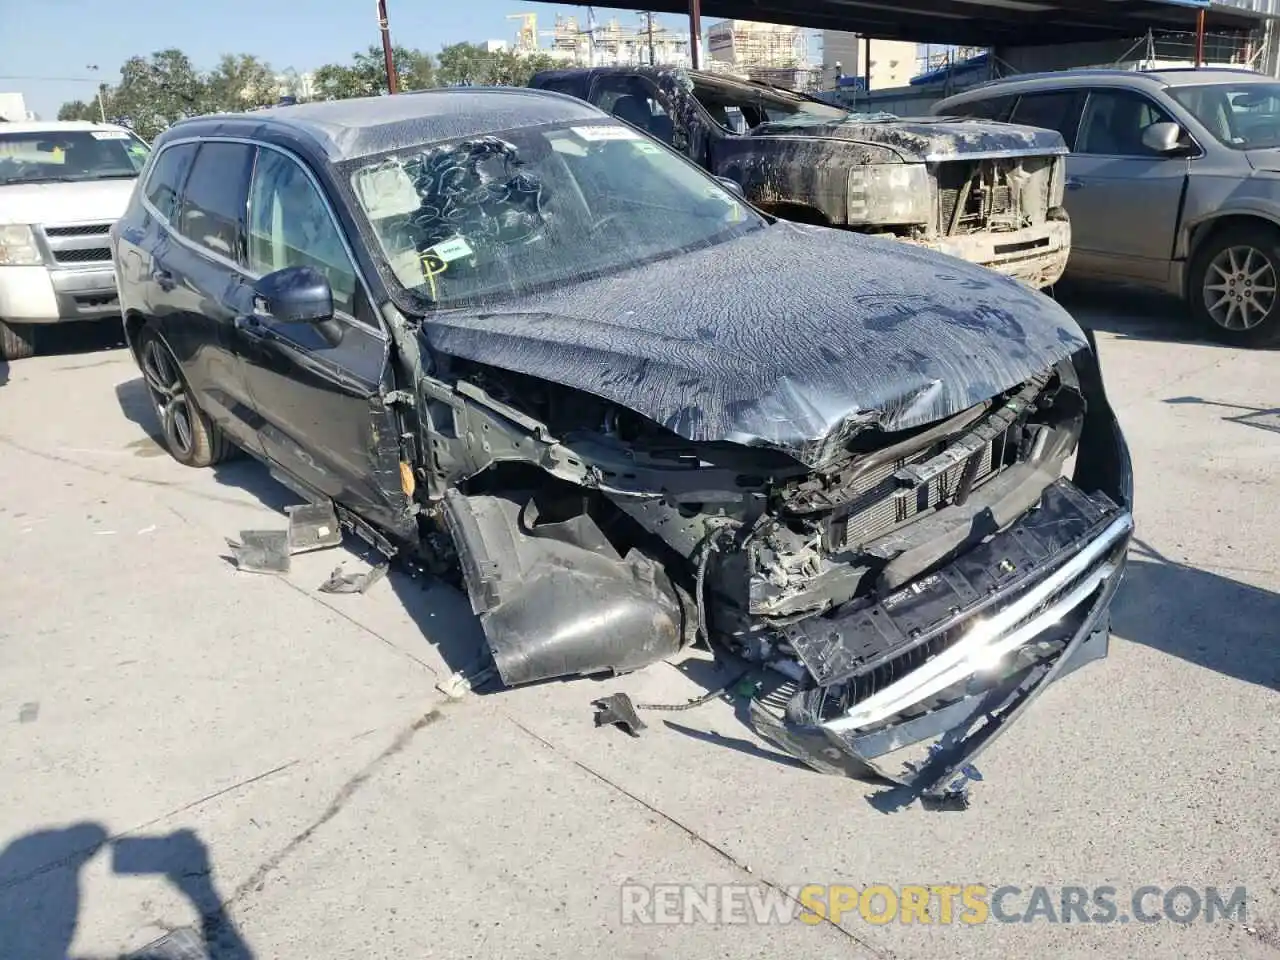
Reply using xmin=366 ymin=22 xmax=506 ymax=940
xmin=176 ymin=142 xmax=254 ymax=261
xmin=143 ymin=143 xmax=197 ymax=223
xmin=1010 ymin=91 xmax=1085 ymax=146
xmin=947 ymin=94 xmax=1016 ymax=122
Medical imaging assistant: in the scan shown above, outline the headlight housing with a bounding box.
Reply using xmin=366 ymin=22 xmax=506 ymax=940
xmin=0 ymin=225 xmax=43 ymax=266
xmin=847 ymin=163 xmax=932 ymax=227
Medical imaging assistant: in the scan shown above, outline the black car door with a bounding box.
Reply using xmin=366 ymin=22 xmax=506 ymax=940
xmin=232 ymin=144 xmax=405 ymax=533
xmin=141 ymin=140 xmax=263 ymax=454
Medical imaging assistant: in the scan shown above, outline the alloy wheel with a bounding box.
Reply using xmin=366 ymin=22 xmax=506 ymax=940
xmin=140 ymin=339 xmax=195 ymax=457
xmin=1203 ymin=244 xmax=1277 ymax=332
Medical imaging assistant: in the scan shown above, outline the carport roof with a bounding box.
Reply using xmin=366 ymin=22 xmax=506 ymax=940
xmin=568 ymin=0 xmax=1265 ymax=48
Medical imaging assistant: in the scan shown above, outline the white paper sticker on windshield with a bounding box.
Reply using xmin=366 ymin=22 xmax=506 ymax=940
xmin=571 ymin=125 xmax=642 ymax=141
xmin=91 ymin=131 xmax=130 ymax=140
xmin=633 ymin=142 xmax=662 ymax=154
xmin=427 ymin=236 xmax=474 ymax=263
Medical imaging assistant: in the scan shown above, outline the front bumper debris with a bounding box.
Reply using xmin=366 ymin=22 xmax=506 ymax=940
xmin=923 ymin=220 xmax=1071 ymax=290
xmin=748 ymin=479 xmax=1131 ymax=805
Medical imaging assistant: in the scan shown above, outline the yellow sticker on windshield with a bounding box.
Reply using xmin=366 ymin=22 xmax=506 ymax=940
xmin=420 ymin=252 xmax=448 ymax=301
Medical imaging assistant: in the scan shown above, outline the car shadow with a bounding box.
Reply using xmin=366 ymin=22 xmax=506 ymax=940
xmin=0 ymin=356 xmax=8 ymax=388
xmin=0 ymin=823 xmax=253 ymax=959
xmin=1111 ymin=539 xmax=1279 ymax=693
xmin=1050 ymin=279 xmax=1243 ymax=347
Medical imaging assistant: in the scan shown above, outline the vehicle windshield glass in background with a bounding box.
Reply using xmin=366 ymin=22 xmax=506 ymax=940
xmin=692 ymin=79 xmax=859 ymax=130
xmin=349 ymin=121 xmax=763 ymax=308
xmin=1169 ymin=82 xmax=1280 ymax=149
xmin=0 ymin=129 xmax=150 ymax=185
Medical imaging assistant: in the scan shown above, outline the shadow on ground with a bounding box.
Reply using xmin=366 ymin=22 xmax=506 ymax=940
xmin=1051 ymin=280 xmax=1234 ymax=347
xmin=1164 ymin=395 xmax=1280 ymax=438
xmin=0 ymin=823 xmax=252 ymax=959
xmin=1111 ymin=539 xmax=1279 ymax=693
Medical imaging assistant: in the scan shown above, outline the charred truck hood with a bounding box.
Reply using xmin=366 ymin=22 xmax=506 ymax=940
xmin=745 ymin=116 xmax=1069 ymax=162
xmin=423 ymin=221 xmax=1087 ymax=468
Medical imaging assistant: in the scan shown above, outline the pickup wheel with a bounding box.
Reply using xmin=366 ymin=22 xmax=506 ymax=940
xmin=137 ymin=327 xmax=234 ymax=468
xmin=0 ymin=321 xmax=35 ymax=361
xmin=1191 ymin=224 xmax=1280 ymax=346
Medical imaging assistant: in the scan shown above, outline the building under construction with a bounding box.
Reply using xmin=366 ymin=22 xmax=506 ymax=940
xmin=506 ymin=11 xmax=692 ymax=67
xmin=705 ymin=19 xmax=806 ymax=67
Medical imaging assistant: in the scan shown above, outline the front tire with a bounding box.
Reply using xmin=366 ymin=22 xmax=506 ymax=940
xmin=0 ymin=321 xmax=35 ymax=361
xmin=1190 ymin=224 xmax=1280 ymax=347
xmin=136 ymin=327 xmax=234 ymax=467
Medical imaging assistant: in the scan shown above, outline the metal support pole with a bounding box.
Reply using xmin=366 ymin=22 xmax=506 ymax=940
xmin=1195 ymin=7 xmax=1206 ymax=68
xmin=863 ymin=35 xmax=871 ymax=94
xmin=96 ymin=84 xmax=107 ymax=122
xmin=648 ymin=12 xmax=657 ymax=66
xmin=377 ymin=0 xmax=399 ymax=94
xmin=689 ymin=0 xmax=702 ymax=70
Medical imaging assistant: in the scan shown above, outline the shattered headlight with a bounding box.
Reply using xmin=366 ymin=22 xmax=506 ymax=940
xmin=0 ymin=225 xmax=43 ymax=266
xmin=846 ymin=164 xmax=931 ymax=227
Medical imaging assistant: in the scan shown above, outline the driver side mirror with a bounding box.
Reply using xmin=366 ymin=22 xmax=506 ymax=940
xmin=1141 ymin=121 xmax=1187 ymax=155
xmin=253 ymin=265 xmax=343 ymax=346
xmin=715 ymin=176 xmax=746 ymax=200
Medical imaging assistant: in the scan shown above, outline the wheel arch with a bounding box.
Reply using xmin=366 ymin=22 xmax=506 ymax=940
xmin=1183 ymin=213 xmax=1280 ymax=300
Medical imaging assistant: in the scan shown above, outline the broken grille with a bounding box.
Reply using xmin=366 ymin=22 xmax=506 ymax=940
xmin=935 ymin=157 xmax=1053 ymax=236
xmin=825 ymin=428 xmax=1010 ymax=551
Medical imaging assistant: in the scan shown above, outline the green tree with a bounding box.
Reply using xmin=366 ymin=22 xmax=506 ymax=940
xmin=203 ymin=53 xmax=278 ymax=113
xmin=57 ymin=99 xmax=100 ymax=121
xmin=312 ymin=45 xmax=434 ymax=100
xmin=109 ymin=49 xmax=208 ymax=139
xmin=436 ymin=43 xmax=556 ymax=87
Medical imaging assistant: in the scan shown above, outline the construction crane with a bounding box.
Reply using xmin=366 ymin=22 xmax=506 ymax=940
xmin=506 ymin=13 xmax=538 ymax=53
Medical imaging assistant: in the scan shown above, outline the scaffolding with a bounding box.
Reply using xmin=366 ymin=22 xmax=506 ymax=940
xmin=705 ymin=20 xmax=806 ymax=68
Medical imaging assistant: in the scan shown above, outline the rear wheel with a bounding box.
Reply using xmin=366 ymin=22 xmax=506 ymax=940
xmin=1190 ymin=224 xmax=1280 ymax=347
xmin=137 ymin=327 xmax=234 ymax=467
xmin=0 ymin=321 xmax=35 ymax=361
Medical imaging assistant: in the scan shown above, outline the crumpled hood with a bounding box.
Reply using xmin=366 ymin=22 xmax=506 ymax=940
xmin=422 ymin=221 xmax=1088 ymax=466
xmin=0 ymin=178 xmax=136 ymax=226
xmin=751 ymin=115 xmax=1068 ymax=161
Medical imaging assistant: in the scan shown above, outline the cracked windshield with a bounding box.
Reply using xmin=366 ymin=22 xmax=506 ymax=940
xmin=0 ymin=129 xmax=150 ymax=185
xmin=350 ymin=121 xmax=759 ymax=307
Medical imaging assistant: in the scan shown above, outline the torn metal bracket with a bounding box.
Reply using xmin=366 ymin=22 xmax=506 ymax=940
xmin=318 ymin=561 xmax=389 ymax=595
xmin=593 ymin=692 xmax=647 ymax=737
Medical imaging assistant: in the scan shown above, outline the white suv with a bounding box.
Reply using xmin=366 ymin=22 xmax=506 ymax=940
xmin=0 ymin=120 xmax=150 ymax=360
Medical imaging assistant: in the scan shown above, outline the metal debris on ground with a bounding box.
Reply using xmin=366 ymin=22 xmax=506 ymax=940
xmin=227 ymin=502 xmax=346 ymax=575
xmin=318 ymin=561 xmax=389 ymax=595
xmin=592 ymin=692 xmax=647 ymax=737
xmin=225 ymin=530 xmax=291 ymax=574
xmin=286 ymin=502 xmax=343 ymax=554
xmin=124 ymin=926 xmax=210 ymax=959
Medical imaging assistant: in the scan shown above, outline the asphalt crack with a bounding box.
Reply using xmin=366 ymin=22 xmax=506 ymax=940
xmin=506 ymin=714 xmax=894 ymax=959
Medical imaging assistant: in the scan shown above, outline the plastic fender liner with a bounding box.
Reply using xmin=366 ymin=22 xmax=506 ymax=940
xmin=441 ymin=489 xmax=685 ymax=686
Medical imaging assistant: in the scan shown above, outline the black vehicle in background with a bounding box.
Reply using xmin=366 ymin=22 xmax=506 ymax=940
xmin=110 ymin=89 xmax=1132 ymax=803
xmin=528 ymin=66 xmax=1073 ymax=289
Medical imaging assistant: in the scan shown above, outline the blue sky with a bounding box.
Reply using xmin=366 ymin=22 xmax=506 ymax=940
xmin=0 ymin=0 xmax=709 ymax=120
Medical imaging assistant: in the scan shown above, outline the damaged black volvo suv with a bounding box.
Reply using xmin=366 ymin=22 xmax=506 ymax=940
xmin=111 ymin=89 xmax=1133 ymax=801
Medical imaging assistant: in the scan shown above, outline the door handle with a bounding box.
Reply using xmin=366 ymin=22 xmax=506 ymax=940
xmin=151 ymin=268 xmax=176 ymax=291
xmin=1065 ymin=177 xmax=1085 ymax=191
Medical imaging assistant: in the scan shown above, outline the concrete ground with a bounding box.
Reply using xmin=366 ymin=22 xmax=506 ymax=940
xmin=0 ymin=289 xmax=1276 ymax=960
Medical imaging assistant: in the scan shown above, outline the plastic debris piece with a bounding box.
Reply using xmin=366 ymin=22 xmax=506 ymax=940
xmin=592 ymin=693 xmax=647 ymax=737
xmin=318 ymin=561 xmax=389 ymax=595
xmin=436 ymin=659 xmax=499 ymax=699
xmin=226 ymin=531 xmax=291 ymax=574
xmin=286 ymin=502 xmax=343 ymax=554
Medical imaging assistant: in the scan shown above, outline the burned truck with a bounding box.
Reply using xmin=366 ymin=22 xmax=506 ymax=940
xmin=529 ymin=66 xmax=1072 ymax=289
xmin=114 ymin=90 xmax=1131 ymax=803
